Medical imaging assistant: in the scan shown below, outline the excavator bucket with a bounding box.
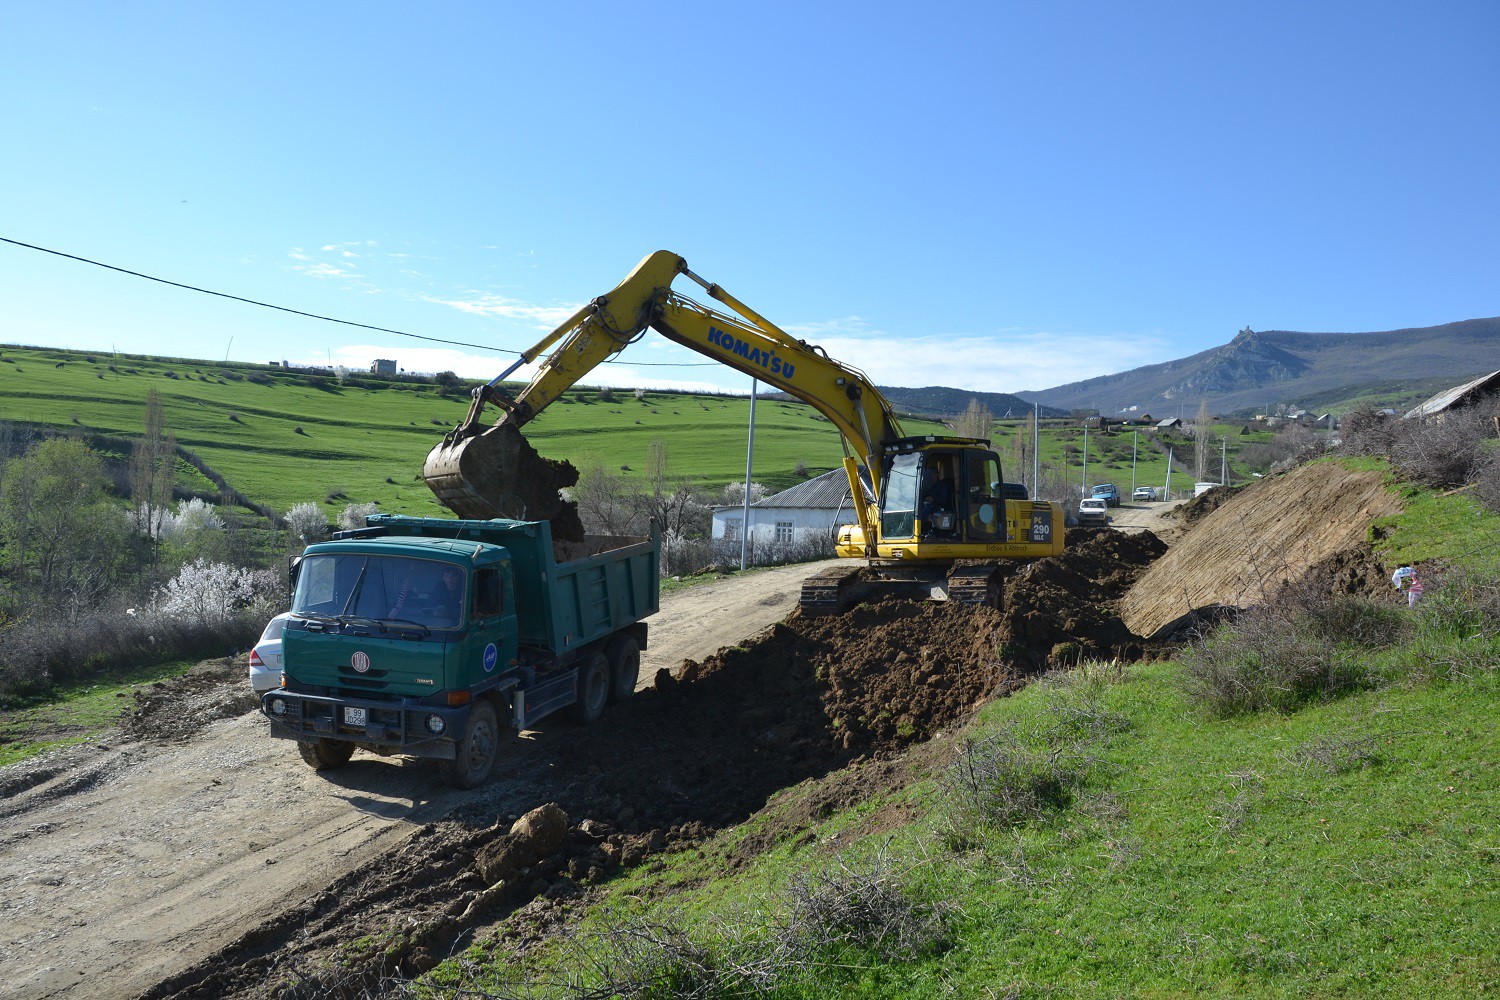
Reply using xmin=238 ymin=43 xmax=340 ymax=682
xmin=422 ymin=422 xmax=585 ymax=540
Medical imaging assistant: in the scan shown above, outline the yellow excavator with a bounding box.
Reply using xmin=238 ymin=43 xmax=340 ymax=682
xmin=423 ymin=251 xmax=1064 ymax=613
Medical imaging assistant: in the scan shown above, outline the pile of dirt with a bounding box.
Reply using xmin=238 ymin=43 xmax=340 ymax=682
xmin=123 ymin=657 xmax=258 ymax=743
xmin=1167 ymin=483 xmax=1245 ymax=526
xmin=1120 ymin=461 xmax=1403 ymax=639
xmin=1000 ymin=528 xmax=1168 ymax=663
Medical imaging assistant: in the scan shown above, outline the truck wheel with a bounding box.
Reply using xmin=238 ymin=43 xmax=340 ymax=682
xmin=568 ymin=650 xmax=610 ymax=725
xmin=440 ymin=700 xmax=500 ymax=789
xmin=297 ymin=739 xmax=354 ymax=771
xmin=606 ymin=636 xmax=641 ymax=703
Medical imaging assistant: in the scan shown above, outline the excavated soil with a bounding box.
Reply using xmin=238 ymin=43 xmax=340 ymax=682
xmin=1167 ymin=484 xmax=1246 ymax=526
xmin=123 ymin=657 xmax=258 ymax=744
xmin=149 ymin=534 xmax=1168 ymax=998
xmin=1120 ymin=461 xmax=1403 ymax=639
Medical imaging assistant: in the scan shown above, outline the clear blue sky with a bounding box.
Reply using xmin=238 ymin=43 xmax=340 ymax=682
xmin=3 ymin=2 xmax=1495 ymax=395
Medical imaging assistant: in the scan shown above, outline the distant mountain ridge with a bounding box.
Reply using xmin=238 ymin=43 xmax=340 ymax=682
xmin=873 ymin=386 xmax=1068 ymax=421
xmin=763 ymin=385 xmax=1068 ymax=421
xmin=1019 ymin=317 xmax=1500 ymax=416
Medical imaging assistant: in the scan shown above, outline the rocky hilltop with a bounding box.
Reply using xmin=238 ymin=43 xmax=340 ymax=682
xmin=1021 ymin=316 xmax=1500 ymax=416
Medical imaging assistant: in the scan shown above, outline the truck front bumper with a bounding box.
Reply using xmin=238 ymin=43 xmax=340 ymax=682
xmin=261 ymin=690 xmax=467 ymax=760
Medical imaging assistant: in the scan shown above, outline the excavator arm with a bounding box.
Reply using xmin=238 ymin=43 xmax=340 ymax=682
xmin=424 ymin=251 xmax=902 ymax=549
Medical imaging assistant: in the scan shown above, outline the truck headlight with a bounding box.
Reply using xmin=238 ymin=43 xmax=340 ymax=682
xmin=425 ymin=713 xmax=446 ymax=735
xmin=269 ymin=697 xmax=289 ymax=717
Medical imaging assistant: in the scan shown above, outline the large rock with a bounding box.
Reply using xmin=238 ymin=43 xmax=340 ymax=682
xmin=474 ymin=802 xmax=569 ymax=886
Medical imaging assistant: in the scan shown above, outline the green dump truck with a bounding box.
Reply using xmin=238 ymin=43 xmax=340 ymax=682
xmin=261 ymin=514 xmax=659 ymax=788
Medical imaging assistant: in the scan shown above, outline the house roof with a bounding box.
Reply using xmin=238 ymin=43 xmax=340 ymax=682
xmin=1404 ymin=370 xmax=1500 ymax=419
xmin=741 ymin=467 xmax=873 ymax=510
xmin=1156 ymin=418 xmax=1182 ymax=428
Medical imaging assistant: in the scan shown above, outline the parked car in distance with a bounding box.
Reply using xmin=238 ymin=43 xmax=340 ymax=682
xmin=1077 ymin=498 xmax=1110 ymax=526
xmin=1090 ymin=484 xmax=1121 ymax=507
xmin=248 ymin=612 xmax=293 ymax=693
xmin=1133 ymin=486 xmax=1157 ymax=501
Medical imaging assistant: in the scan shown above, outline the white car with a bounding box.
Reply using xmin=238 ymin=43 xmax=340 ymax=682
xmin=1133 ymin=486 xmax=1157 ymax=501
xmin=1076 ymin=498 xmax=1110 ymax=526
xmin=248 ymin=613 xmax=294 ymax=693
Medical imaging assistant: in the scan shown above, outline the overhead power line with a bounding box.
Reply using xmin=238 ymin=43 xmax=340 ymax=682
xmin=0 ymin=236 xmax=718 ymax=368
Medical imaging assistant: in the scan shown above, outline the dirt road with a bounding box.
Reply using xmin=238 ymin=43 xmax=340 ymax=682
xmin=0 ymin=560 xmax=838 ymax=1000
xmin=1102 ymin=497 xmax=1188 ymax=542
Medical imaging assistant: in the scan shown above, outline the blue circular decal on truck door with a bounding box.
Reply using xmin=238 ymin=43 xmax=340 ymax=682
xmin=483 ymin=643 xmax=498 ymax=673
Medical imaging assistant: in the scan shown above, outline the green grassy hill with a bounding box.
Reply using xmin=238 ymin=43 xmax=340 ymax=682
xmin=0 ymin=344 xmax=948 ymax=516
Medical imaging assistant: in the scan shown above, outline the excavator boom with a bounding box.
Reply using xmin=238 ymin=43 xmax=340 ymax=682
xmin=422 ymin=251 xmax=1066 ymax=610
xmin=424 ymin=251 xmax=901 ymax=547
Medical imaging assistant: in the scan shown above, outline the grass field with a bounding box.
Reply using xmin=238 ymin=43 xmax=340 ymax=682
xmin=0 ymin=344 xmax=1286 ymax=519
xmin=0 ymin=659 xmax=194 ymax=766
xmin=0 ymin=344 xmax=948 ymax=516
xmin=991 ymin=419 xmax=1275 ymax=497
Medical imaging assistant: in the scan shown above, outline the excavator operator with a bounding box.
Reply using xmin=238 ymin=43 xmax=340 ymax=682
xmin=920 ymin=457 xmax=958 ymax=539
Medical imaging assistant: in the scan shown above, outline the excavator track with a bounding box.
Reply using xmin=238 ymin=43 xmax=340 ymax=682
xmin=799 ymin=562 xmax=1021 ymax=616
xmin=799 ymin=566 xmax=859 ymax=616
xmin=946 ymin=563 xmax=1007 ymax=608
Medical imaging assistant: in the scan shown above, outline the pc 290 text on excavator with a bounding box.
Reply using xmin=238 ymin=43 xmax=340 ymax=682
xmin=423 ymin=251 xmax=1064 ymax=614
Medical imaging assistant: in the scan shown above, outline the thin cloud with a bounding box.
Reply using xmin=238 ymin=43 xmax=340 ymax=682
xmin=422 ymin=292 xmax=583 ymax=329
xmin=791 ymin=328 xmax=1173 ymax=395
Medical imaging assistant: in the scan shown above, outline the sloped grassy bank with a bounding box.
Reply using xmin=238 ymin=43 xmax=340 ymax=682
xmin=415 ymin=483 xmax=1499 ymax=999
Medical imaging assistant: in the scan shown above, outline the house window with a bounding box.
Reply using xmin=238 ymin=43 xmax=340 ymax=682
xmin=776 ymin=521 xmax=794 ymax=544
xmin=723 ymin=518 xmax=741 ymax=541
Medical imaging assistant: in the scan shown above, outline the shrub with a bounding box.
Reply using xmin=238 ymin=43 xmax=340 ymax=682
xmin=1473 ymin=450 xmax=1500 ymax=514
xmin=1389 ymin=408 xmax=1491 ymax=487
xmin=338 ymin=502 xmax=380 ymax=531
xmin=285 ymin=502 xmax=329 ymax=544
xmin=939 ymin=728 xmax=1094 ymax=845
xmin=155 ymin=559 xmax=277 ymax=624
xmin=1180 ymin=575 xmax=1402 ymax=715
xmin=1342 ymin=403 xmax=1492 ymax=488
xmin=782 ymin=853 xmax=954 ymax=961
xmin=0 ymin=604 xmax=264 ymax=700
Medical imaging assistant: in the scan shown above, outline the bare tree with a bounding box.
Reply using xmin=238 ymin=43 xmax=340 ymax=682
xmin=572 ymin=461 xmax=639 ymax=536
xmin=130 ymin=390 xmax=177 ymax=568
xmin=955 ymin=398 xmax=994 ymax=442
xmin=1193 ymin=400 xmax=1213 ymax=481
xmin=1008 ymin=412 xmax=1035 ymax=492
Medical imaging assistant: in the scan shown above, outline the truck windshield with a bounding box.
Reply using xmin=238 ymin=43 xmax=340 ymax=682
xmin=293 ymin=554 xmax=465 ymax=630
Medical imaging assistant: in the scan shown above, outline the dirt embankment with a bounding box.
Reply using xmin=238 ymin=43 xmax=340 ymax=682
xmin=1119 ymin=461 xmax=1401 ymax=639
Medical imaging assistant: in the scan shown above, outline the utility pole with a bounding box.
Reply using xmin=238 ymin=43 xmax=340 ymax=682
xmin=1032 ymin=402 xmax=1040 ymax=499
xmin=1130 ymin=430 xmax=1138 ymax=498
xmin=1221 ymin=436 xmax=1228 ymax=487
xmin=1165 ymin=446 xmax=1174 ymax=501
xmin=1082 ymin=422 xmax=1089 ymax=500
xmin=739 ymin=379 xmax=758 ymax=571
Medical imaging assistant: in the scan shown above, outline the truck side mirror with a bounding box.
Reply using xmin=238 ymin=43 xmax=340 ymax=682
xmin=288 ymin=556 xmax=302 ymax=591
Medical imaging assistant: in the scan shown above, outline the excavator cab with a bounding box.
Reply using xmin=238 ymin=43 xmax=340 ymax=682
xmin=876 ymin=441 xmax=1008 ymax=546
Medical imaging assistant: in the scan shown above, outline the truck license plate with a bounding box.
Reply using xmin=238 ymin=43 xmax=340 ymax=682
xmin=344 ymin=707 xmax=367 ymax=727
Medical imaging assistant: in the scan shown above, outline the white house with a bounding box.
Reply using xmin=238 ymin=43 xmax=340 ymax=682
xmin=711 ymin=468 xmax=871 ymax=547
